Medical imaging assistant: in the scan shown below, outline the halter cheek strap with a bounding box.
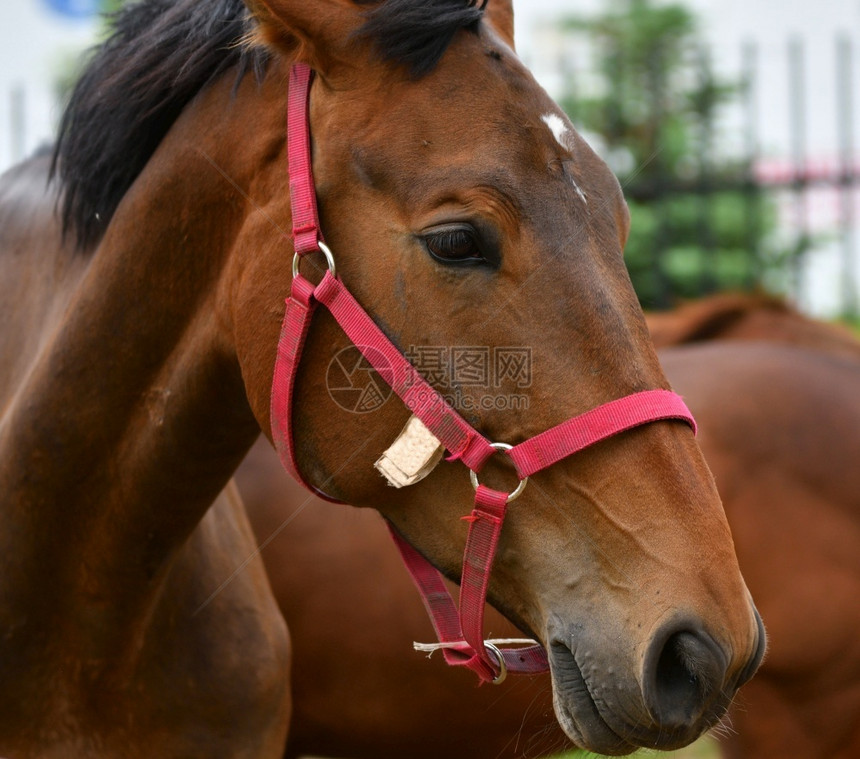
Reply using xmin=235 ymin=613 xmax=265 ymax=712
xmin=270 ymin=62 xmax=697 ymax=684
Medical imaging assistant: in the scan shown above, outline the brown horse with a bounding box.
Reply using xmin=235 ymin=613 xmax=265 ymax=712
xmin=646 ymin=292 xmax=860 ymax=361
xmin=238 ymin=296 xmax=860 ymax=759
xmin=0 ymin=0 xmax=763 ymax=755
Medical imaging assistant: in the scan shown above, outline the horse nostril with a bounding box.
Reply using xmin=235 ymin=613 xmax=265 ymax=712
xmin=644 ymin=626 xmax=727 ymax=729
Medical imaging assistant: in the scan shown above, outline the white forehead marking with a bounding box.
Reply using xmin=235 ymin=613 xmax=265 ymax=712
xmin=541 ymin=113 xmax=588 ymax=206
xmin=541 ymin=112 xmax=572 ymax=150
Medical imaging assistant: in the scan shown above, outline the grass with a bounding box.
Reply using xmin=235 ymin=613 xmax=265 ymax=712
xmin=551 ymin=734 xmax=720 ymax=759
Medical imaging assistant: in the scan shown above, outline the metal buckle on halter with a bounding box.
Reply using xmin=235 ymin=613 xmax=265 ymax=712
xmin=469 ymin=442 xmax=528 ymax=502
xmin=291 ymin=240 xmax=337 ymax=280
xmin=484 ymin=642 xmax=508 ymax=685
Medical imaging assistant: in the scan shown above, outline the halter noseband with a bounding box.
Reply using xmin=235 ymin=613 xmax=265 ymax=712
xmin=270 ymin=63 xmax=697 ymax=684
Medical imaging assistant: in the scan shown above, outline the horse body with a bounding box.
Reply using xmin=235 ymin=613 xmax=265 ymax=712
xmin=237 ymin=299 xmax=860 ymax=759
xmin=646 ymin=292 xmax=860 ymax=360
xmin=657 ymin=299 xmax=860 ymax=759
xmin=0 ymin=0 xmax=762 ymax=754
xmin=664 ymin=343 xmax=860 ymax=759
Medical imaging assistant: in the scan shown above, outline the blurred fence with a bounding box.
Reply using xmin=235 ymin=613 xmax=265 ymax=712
xmin=637 ymin=37 xmax=857 ymax=315
xmin=546 ymin=32 xmax=860 ymax=316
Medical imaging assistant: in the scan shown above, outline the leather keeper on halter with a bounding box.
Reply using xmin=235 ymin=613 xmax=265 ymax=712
xmin=270 ymin=63 xmax=698 ymax=685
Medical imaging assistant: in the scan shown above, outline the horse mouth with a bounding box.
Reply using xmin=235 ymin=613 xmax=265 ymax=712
xmin=548 ymin=640 xmax=636 ymax=756
xmin=548 ymin=638 xmax=726 ymax=755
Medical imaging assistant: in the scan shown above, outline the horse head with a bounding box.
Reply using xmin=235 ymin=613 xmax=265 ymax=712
xmin=231 ymin=1 xmax=765 ymax=753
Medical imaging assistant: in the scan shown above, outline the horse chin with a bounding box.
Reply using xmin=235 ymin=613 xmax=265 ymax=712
xmin=547 ymin=638 xmax=725 ymax=756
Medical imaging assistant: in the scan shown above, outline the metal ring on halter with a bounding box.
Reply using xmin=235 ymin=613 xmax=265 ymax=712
xmin=484 ymin=642 xmax=508 ymax=685
xmin=469 ymin=442 xmax=528 ymax=502
xmin=292 ymin=240 xmax=336 ymax=280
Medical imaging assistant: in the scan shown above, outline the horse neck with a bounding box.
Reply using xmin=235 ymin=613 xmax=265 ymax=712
xmin=0 ymin=68 xmax=278 ymax=673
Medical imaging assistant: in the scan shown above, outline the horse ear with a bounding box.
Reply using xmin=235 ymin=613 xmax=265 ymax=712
xmin=244 ymin=0 xmax=363 ymax=76
xmin=484 ymin=0 xmax=515 ymax=50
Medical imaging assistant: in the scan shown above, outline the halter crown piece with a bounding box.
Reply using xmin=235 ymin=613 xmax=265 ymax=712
xmin=271 ymin=63 xmax=698 ymax=685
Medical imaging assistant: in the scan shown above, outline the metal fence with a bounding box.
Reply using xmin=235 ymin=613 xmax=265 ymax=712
xmin=545 ymin=31 xmax=860 ymax=316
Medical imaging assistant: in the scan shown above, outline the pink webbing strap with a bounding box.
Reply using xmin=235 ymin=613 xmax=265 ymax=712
xmin=386 ymin=392 xmax=695 ymax=683
xmin=273 ymin=60 xmax=494 ymax=500
xmin=312 ymin=272 xmax=496 ymax=471
xmin=270 ymin=276 xmax=328 ymax=496
xmin=509 ymin=389 xmax=696 ymax=478
xmin=389 ymin=488 xmax=549 ymax=683
xmin=270 ymin=268 xmax=496 ymax=501
xmin=287 ymin=63 xmax=323 ymax=256
xmin=269 ymin=63 xmax=337 ymax=502
xmin=459 ymin=485 xmax=548 ymax=677
xmin=272 ymin=61 xmax=700 ymax=685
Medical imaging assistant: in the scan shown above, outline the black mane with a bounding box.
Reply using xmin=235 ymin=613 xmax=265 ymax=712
xmin=358 ymin=0 xmax=488 ymax=77
xmin=53 ymin=0 xmax=489 ymax=250
xmin=53 ymin=0 xmax=264 ymax=250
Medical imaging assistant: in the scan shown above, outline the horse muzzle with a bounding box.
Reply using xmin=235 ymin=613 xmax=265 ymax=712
xmin=546 ymin=606 xmax=767 ymax=755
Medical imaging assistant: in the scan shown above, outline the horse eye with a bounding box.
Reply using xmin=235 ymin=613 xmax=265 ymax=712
xmin=423 ymin=226 xmax=484 ymax=264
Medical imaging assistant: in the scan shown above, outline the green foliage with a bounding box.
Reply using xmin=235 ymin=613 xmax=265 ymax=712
xmin=550 ymin=732 xmax=720 ymax=758
xmin=558 ymin=0 xmax=789 ymax=308
xmin=560 ymin=0 xmax=707 ymax=178
xmin=101 ymin=0 xmax=126 ymax=14
xmin=53 ymin=0 xmax=127 ymax=103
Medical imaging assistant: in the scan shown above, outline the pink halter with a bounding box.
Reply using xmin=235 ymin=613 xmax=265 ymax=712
xmin=271 ymin=63 xmax=697 ymax=684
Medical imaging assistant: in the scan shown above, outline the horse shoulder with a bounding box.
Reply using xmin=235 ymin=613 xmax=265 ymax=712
xmin=130 ymin=482 xmax=292 ymax=757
